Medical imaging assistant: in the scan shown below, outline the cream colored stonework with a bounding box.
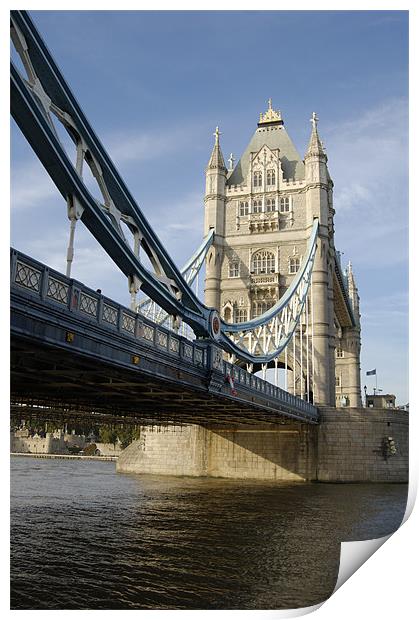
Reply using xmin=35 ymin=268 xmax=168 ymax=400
xmin=204 ymin=103 xmax=362 ymax=407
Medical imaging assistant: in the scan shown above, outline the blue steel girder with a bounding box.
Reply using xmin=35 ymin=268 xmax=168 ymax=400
xmin=10 ymin=10 xmax=213 ymax=338
xmin=10 ymin=247 xmax=319 ymax=424
xmin=137 ymin=228 xmax=214 ymax=325
xmin=10 ymin=10 xmax=319 ymax=367
xmin=218 ymin=219 xmax=319 ymax=364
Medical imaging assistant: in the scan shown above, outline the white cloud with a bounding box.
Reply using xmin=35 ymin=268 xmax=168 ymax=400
xmin=105 ymin=124 xmax=202 ymax=167
xmin=11 ymin=161 xmax=58 ymax=211
xmin=323 ymin=98 xmax=408 ymax=269
xmin=143 ymin=190 xmax=204 ymax=253
xmin=327 ymin=98 xmax=407 ymax=212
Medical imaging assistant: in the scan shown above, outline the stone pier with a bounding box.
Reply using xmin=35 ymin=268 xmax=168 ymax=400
xmin=116 ymin=407 xmax=408 ymax=483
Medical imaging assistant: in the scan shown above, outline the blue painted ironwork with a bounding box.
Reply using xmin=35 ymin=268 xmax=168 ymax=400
xmin=10 ymin=10 xmax=319 ymax=368
xmin=11 ymin=248 xmax=319 ymax=423
xmin=137 ymin=228 xmax=214 ymax=325
xmin=10 ymin=10 xmax=212 ymax=337
xmin=219 ymin=219 xmax=318 ymax=364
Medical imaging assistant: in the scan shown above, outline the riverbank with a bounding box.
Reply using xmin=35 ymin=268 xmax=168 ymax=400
xmin=10 ymin=452 xmax=117 ymax=462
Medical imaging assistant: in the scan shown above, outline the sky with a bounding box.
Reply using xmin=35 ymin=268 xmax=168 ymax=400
xmin=10 ymin=9 xmax=409 ymax=404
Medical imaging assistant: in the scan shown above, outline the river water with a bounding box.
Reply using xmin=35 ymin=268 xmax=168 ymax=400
xmin=10 ymin=456 xmax=407 ymax=610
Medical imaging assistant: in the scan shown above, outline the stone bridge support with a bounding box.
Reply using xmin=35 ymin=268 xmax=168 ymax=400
xmin=116 ymin=408 xmax=408 ymax=483
xmin=117 ymin=422 xmax=317 ymax=481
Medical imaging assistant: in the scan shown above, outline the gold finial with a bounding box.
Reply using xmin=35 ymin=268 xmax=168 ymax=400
xmin=258 ymin=99 xmax=282 ymax=125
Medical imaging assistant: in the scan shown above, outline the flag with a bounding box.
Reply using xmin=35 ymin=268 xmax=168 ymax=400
xmin=366 ymin=369 xmax=376 ymax=376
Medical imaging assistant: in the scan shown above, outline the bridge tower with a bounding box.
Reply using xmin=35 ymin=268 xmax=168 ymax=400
xmin=204 ymin=127 xmax=227 ymax=310
xmin=203 ymin=101 xmax=362 ymax=407
xmin=304 ymin=111 xmax=335 ymax=405
xmin=335 ymin=261 xmax=362 ymax=407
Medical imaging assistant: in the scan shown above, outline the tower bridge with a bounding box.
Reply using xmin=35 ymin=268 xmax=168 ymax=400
xmin=10 ymin=11 xmax=408 ymax=483
xmin=11 ymin=248 xmax=317 ymax=426
xmin=204 ymin=101 xmax=361 ymax=408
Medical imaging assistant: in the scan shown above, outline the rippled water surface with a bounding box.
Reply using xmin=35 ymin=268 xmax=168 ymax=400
xmin=10 ymin=456 xmax=407 ymax=609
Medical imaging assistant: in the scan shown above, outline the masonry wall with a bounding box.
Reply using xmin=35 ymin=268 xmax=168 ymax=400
xmin=316 ymin=407 xmax=408 ymax=482
xmin=95 ymin=442 xmax=123 ymax=457
xmin=116 ymin=425 xmax=208 ymax=476
xmin=116 ymin=407 xmax=409 ymax=483
xmin=10 ymin=432 xmax=65 ymax=454
xmin=206 ymin=423 xmax=316 ymax=481
xmin=117 ymin=422 xmax=317 ymax=481
xmin=10 ymin=431 xmax=123 ymax=457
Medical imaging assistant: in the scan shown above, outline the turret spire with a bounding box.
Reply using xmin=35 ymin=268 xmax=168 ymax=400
xmin=305 ymin=111 xmax=326 ymax=159
xmin=346 ymin=260 xmax=360 ymax=325
xmin=207 ymin=126 xmax=226 ymax=171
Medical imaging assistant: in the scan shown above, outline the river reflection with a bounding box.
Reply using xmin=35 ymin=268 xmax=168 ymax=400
xmin=10 ymin=456 xmax=407 ymax=609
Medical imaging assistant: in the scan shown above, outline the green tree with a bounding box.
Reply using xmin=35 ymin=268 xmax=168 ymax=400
xmin=117 ymin=428 xmax=135 ymax=449
xmin=99 ymin=427 xmax=118 ymax=445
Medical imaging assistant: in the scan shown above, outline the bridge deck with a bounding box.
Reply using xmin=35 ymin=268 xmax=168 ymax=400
xmin=10 ymin=249 xmax=319 ymax=426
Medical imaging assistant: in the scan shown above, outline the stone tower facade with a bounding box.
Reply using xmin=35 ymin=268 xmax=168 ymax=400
xmin=203 ymin=101 xmax=362 ymax=407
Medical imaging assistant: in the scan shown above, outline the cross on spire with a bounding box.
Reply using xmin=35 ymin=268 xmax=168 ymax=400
xmin=207 ymin=126 xmax=226 ymax=171
xmin=310 ymin=112 xmax=319 ymax=130
xmin=268 ymin=97 xmax=272 ymax=110
xmin=305 ymin=111 xmax=326 ymax=159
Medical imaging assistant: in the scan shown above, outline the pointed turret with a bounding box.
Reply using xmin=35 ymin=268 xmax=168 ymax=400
xmin=304 ymin=111 xmax=335 ymax=405
xmin=207 ymin=126 xmax=227 ymax=171
xmin=346 ymin=261 xmax=360 ymax=324
xmin=204 ymin=127 xmax=227 ymax=310
xmin=338 ymin=260 xmax=362 ymax=407
xmin=305 ymin=112 xmax=327 ymax=160
xmin=304 ymin=112 xmax=331 ymax=217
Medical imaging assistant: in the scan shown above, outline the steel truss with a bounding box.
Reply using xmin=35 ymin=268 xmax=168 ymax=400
xmin=10 ymin=10 xmax=213 ymax=337
xmin=10 ymin=10 xmax=319 ymax=371
xmin=219 ymin=219 xmax=318 ymax=364
xmin=137 ymin=229 xmax=214 ymax=331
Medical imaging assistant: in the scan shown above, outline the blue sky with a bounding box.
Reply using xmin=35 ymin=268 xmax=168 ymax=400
xmin=10 ymin=10 xmax=409 ymax=403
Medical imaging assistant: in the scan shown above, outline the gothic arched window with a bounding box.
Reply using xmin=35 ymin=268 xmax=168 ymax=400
xmin=252 ymin=199 xmax=263 ymax=213
xmin=289 ymin=256 xmax=300 ymax=274
xmin=280 ymin=196 xmax=290 ymax=212
xmin=239 ymin=201 xmax=249 ymax=216
xmin=266 ymin=198 xmax=276 ymax=212
xmin=223 ymin=306 xmax=232 ymax=322
xmin=251 ymin=250 xmax=276 ymax=274
xmin=253 ymin=299 xmax=274 ymax=317
xmin=234 ymin=308 xmax=247 ymax=323
xmin=267 ymin=169 xmax=276 ymax=186
xmin=228 ymin=261 xmax=240 ymax=278
xmin=253 ymin=171 xmax=262 ymax=188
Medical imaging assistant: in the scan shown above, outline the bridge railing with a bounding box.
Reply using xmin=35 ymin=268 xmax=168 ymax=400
xmin=218 ymin=357 xmax=317 ymax=417
xmin=11 ymin=248 xmax=318 ymax=422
